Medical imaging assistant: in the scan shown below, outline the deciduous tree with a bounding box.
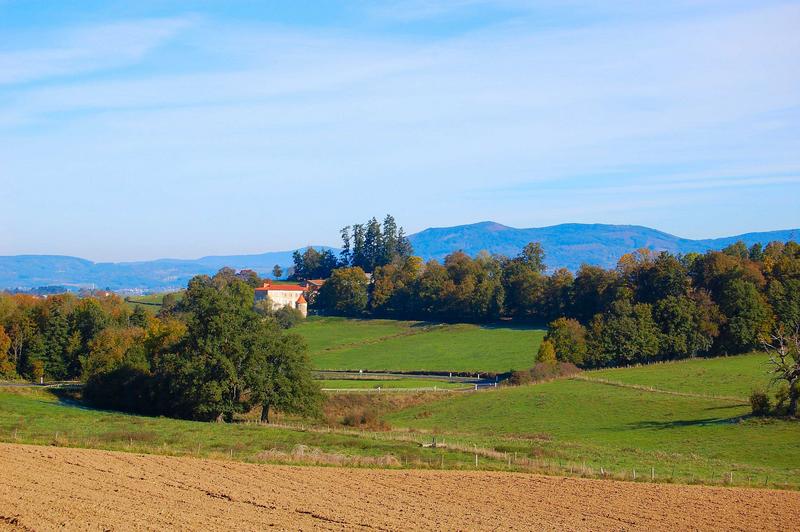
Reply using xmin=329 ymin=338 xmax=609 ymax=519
xmin=544 ymin=317 xmax=587 ymax=365
xmin=316 ymin=267 xmax=369 ymax=317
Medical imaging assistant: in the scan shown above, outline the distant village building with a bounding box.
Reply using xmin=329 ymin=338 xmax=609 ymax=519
xmin=254 ymin=281 xmax=309 ymax=317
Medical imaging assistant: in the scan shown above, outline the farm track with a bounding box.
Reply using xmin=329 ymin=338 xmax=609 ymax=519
xmin=572 ymin=374 xmax=750 ymax=403
xmin=1 ymin=443 xmax=798 ymax=531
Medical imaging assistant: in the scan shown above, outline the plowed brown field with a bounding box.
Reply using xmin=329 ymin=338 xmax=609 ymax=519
xmin=1 ymin=443 xmax=797 ymax=531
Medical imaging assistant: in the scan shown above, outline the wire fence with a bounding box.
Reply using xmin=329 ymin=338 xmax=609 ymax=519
xmin=320 ymin=383 xmax=498 ymax=393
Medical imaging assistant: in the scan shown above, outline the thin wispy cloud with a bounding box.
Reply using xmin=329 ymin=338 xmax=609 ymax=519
xmin=364 ymin=0 xmax=529 ymax=21
xmin=0 ymin=1 xmax=798 ymax=260
xmin=0 ymin=17 xmax=194 ymax=86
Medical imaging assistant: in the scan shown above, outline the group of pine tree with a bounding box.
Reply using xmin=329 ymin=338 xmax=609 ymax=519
xmin=288 ymin=215 xmax=413 ymax=280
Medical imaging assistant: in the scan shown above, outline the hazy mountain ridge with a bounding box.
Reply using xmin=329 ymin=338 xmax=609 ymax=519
xmin=0 ymin=249 xmax=335 ymax=291
xmin=2 ymin=223 xmax=798 ymax=290
xmin=408 ymin=222 xmax=799 ymax=271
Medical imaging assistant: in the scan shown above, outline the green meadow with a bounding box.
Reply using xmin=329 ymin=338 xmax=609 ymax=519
xmin=125 ymin=291 xmax=182 ymax=315
xmin=588 ymin=352 xmax=774 ymax=398
xmin=296 ymin=316 xmax=545 ymax=373
xmin=296 ymin=317 xmax=420 ymax=355
xmin=0 ymin=387 xmax=489 ymax=469
xmin=385 ymin=353 xmax=800 ymax=487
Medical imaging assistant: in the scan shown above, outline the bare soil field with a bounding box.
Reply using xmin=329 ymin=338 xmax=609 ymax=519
xmin=1 ymin=443 xmax=798 ymax=531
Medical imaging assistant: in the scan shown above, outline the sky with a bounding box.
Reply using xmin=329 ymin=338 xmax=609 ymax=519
xmin=2 ymin=0 xmax=799 ymax=262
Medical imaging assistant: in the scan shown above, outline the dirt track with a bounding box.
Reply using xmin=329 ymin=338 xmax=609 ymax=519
xmin=1 ymin=443 xmax=797 ymax=531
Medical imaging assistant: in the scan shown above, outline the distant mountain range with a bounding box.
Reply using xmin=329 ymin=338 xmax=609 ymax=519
xmin=2 ymin=222 xmax=797 ymax=291
xmin=409 ymin=222 xmax=800 ymax=271
xmin=0 ymin=249 xmax=336 ymax=292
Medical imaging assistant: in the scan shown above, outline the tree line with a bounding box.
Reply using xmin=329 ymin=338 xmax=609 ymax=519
xmin=315 ymin=240 xmax=798 ymax=350
xmin=535 ymin=242 xmax=798 ymax=368
xmin=0 ymin=290 xmax=135 ymax=382
xmin=315 ymin=241 xmax=548 ymax=322
xmin=0 ymin=269 xmax=320 ymax=422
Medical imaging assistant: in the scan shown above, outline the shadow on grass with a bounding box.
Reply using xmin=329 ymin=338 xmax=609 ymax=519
xmin=628 ymin=415 xmax=748 ymax=430
xmin=478 ymin=322 xmax=546 ymax=331
xmin=48 ymin=388 xmax=142 ymax=416
xmin=411 ymin=320 xmax=545 ymax=331
xmin=309 ymin=315 xmax=546 ymax=331
xmin=702 ymin=404 xmax=747 ymax=412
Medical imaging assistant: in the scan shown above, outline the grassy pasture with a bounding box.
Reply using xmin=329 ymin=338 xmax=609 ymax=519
xmin=1 ymin=349 xmax=798 ymax=488
xmin=127 ymin=293 xmax=169 ymax=305
xmin=297 ymin=317 xmax=420 ymax=355
xmin=385 ymin=354 xmax=800 ymax=487
xmin=296 ymin=317 xmax=544 ymax=373
xmin=0 ymin=387 xmax=492 ymax=469
xmin=588 ymin=352 xmax=774 ymax=399
xmin=125 ymin=291 xmax=182 ymax=315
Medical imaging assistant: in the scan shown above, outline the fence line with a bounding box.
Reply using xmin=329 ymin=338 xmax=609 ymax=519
xmin=321 ymin=383 xmax=497 ymax=393
xmin=321 ymin=387 xmax=461 ymax=394
xmin=8 ymin=423 xmax=789 ymax=490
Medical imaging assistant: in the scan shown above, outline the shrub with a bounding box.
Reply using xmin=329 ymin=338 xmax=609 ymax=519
xmin=773 ymin=383 xmax=791 ymax=416
xmin=341 ymin=408 xmax=387 ymax=430
xmin=536 ymin=340 xmax=556 ymax=365
xmin=749 ymin=390 xmax=771 ymax=417
xmin=530 ymin=362 xmax=559 ymax=382
xmin=529 ymin=361 xmax=581 ymax=382
xmin=509 ymin=369 xmax=533 ymax=385
xmin=273 ymin=306 xmax=305 ymax=329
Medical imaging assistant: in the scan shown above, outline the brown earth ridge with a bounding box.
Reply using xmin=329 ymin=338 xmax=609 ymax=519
xmin=0 ymin=443 xmax=797 ymax=531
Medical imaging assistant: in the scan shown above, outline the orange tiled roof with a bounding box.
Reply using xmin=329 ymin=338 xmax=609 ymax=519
xmin=255 ymin=284 xmax=306 ymax=292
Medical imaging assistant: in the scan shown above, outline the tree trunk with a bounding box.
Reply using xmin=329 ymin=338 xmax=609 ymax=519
xmin=260 ymin=401 xmax=270 ymax=424
xmin=789 ymin=381 xmax=798 ymax=417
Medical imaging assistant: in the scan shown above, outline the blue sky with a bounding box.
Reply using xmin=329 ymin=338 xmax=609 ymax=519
xmin=2 ymin=0 xmax=799 ymax=261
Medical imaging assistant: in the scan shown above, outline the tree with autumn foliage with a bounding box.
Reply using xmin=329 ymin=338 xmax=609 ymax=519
xmin=0 ymin=325 xmax=16 ymax=378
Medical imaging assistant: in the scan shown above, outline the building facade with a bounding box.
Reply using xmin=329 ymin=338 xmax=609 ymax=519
xmin=254 ymin=281 xmax=309 ymax=317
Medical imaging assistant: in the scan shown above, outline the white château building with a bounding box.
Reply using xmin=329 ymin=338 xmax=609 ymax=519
xmin=254 ymin=281 xmax=308 ymax=317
